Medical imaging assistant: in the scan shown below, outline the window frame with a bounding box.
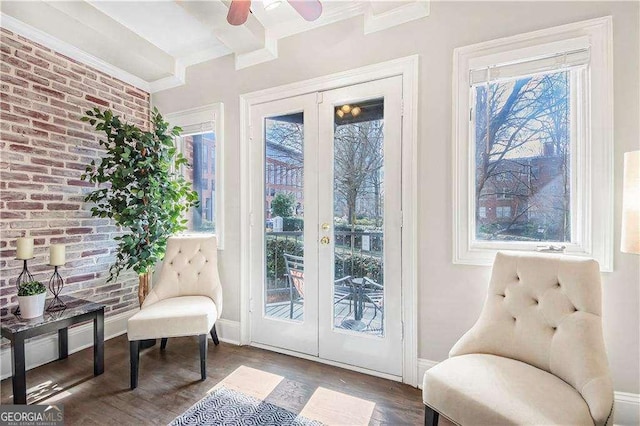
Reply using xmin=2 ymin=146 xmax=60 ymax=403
xmin=165 ymin=103 xmax=225 ymax=249
xmin=452 ymin=17 xmax=613 ymax=270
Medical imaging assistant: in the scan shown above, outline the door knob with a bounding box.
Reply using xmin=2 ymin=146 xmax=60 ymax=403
xmin=320 ymin=236 xmax=330 ymax=245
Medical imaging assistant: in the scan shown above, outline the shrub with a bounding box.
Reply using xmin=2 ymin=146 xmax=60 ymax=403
xmin=18 ymin=281 xmax=47 ymax=296
xmin=283 ymin=217 xmax=304 ymax=231
xmin=335 ymin=253 xmax=383 ymax=284
xmin=271 ymin=192 xmax=296 ymax=217
xmin=265 ymin=236 xmax=303 ymax=283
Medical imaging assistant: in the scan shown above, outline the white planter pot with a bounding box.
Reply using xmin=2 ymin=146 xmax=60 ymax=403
xmin=18 ymin=292 xmax=46 ymax=319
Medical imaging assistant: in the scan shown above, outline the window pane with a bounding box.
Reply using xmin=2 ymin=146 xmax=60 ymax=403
xmin=264 ymin=114 xmax=305 ymax=322
xmin=474 ymin=70 xmax=571 ymax=242
xmin=186 ymin=132 xmax=216 ymax=232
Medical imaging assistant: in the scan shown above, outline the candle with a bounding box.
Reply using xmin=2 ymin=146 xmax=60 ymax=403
xmin=50 ymin=244 xmax=66 ymax=266
xmin=16 ymin=237 xmax=34 ymax=260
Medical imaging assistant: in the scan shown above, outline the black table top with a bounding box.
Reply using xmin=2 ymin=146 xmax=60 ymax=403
xmin=0 ymin=295 xmax=105 ymax=334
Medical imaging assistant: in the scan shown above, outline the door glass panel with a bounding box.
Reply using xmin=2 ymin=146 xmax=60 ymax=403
xmin=264 ymin=113 xmax=305 ymax=321
xmin=332 ymin=99 xmax=385 ymax=336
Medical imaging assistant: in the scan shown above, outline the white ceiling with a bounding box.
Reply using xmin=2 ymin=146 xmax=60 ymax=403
xmin=0 ymin=0 xmax=429 ymax=93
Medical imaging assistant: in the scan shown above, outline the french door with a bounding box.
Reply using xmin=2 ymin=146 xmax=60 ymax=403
xmin=250 ymin=76 xmax=403 ymax=377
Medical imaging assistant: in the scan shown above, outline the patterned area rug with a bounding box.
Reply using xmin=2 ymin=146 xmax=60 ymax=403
xmin=169 ymin=386 xmax=324 ymax=426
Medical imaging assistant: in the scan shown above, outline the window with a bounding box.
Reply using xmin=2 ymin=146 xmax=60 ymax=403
xmin=165 ymin=103 xmax=225 ymax=249
xmin=496 ymin=206 xmax=512 ymax=219
xmin=453 ymin=17 xmax=613 ymax=270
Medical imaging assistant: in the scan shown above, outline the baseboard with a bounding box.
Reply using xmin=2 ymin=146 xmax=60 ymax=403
xmin=216 ymin=319 xmax=240 ymax=345
xmin=1 ymin=309 xmax=137 ymax=380
xmin=613 ymin=392 xmax=640 ymax=426
xmin=417 ymin=358 xmax=639 ymax=426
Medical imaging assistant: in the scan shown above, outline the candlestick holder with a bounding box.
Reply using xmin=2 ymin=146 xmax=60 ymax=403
xmin=14 ymin=258 xmax=35 ymax=315
xmin=47 ymin=266 xmax=66 ymax=312
xmin=15 ymin=258 xmax=35 ymax=289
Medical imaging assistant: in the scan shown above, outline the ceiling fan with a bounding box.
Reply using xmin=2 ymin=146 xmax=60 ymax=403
xmin=227 ymin=0 xmax=322 ymax=26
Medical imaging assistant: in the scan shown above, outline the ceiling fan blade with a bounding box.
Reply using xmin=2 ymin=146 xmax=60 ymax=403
xmin=227 ymin=0 xmax=252 ymax=26
xmin=288 ymin=0 xmax=322 ymax=21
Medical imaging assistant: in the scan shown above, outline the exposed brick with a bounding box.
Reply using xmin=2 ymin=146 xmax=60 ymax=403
xmin=3 ymin=75 xmax=29 ymax=88
xmin=1 ymin=53 xmax=31 ymax=71
xmin=65 ymin=179 xmax=94 ymax=188
xmin=0 ymin=35 xmax=33 ymax=53
xmin=12 ymin=105 xmax=50 ymax=121
xmin=1 ymin=28 xmax=148 ymax=323
xmin=15 ymin=51 xmax=50 ymax=69
xmin=15 ymin=69 xmax=50 ymax=86
xmin=12 ymin=87 xmax=47 ymax=103
xmin=85 ymin=95 xmax=109 ymax=107
xmin=49 ymin=98 xmax=80 ymax=113
xmin=6 ymin=201 xmax=43 ymax=210
xmin=34 ymin=50 xmax=67 ymax=68
xmin=47 ymin=203 xmax=80 ymax=210
xmin=33 ymin=120 xmax=66 ymax=134
xmin=30 ymin=193 xmax=63 ymax=201
xmin=1 ymin=113 xmax=29 ymax=125
xmin=31 ymin=157 xmax=64 ymax=168
xmin=52 ymin=65 xmax=81 ymax=81
xmin=72 ymin=66 xmax=97 ymax=80
xmin=33 ymin=66 xmax=67 ymax=85
xmin=32 ymin=85 xmax=64 ymax=100
xmin=52 ymin=82 xmax=82 ymax=97
xmin=32 ymin=174 xmax=65 ymax=184
xmin=0 ymin=191 xmax=25 ymax=201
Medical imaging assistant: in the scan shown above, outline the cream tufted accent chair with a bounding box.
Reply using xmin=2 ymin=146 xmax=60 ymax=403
xmin=127 ymin=235 xmax=223 ymax=390
xmin=423 ymin=251 xmax=613 ymax=426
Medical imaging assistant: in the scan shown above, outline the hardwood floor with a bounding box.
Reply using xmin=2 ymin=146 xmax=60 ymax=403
xmin=1 ymin=334 xmax=424 ymax=425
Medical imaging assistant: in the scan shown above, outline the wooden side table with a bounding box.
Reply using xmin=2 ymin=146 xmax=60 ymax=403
xmin=0 ymin=295 xmax=105 ymax=404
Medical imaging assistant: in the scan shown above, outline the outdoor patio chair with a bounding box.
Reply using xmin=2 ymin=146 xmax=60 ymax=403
xmin=283 ymin=253 xmax=352 ymax=319
xmin=361 ymin=277 xmax=384 ymax=324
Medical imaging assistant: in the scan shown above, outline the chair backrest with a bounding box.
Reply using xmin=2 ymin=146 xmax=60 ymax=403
xmin=142 ymin=235 xmax=223 ymax=318
xmin=284 ymin=253 xmax=304 ymax=298
xmin=450 ymin=251 xmax=613 ymax=425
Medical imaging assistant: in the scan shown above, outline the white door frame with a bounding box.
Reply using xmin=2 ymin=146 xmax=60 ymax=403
xmin=239 ymin=55 xmax=420 ymax=386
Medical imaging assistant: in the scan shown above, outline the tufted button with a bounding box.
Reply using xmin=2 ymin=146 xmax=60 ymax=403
xmin=170 ymin=262 xmax=173 ymax=265
xmin=513 ymin=316 xmax=517 ymax=322
xmin=515 ymin=275 xmax=520 ymax=281
xmin=498 ymin=293 xmax=505 ymax=298
xmin=556 ymin=282 xmax=561 ymax=288
xmin=533 ymin=298 xmax=539 ymax=305
xmin=552 ymin=326 xmax=557 ymax=331
xmin=573 ymin=306 xmax=578 ymax=312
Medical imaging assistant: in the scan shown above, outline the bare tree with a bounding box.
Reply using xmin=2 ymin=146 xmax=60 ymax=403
xmin=334 ymin=120 xmax=384 ymax=231
xmin=475 ymin=71 xmax=570 ymax=240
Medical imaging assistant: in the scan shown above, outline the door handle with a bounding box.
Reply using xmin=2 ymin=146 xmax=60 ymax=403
xmin=320 ymin=236 xmax=330 ymax=245
xmin=321 ymin=223 xmax=330 ymax=231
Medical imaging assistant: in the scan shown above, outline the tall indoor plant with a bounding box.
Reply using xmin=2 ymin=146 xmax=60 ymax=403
xmin=81 ymin=107 xmax=199 ymax=306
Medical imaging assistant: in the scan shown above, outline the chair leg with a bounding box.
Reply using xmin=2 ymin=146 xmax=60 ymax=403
xmin=129 ymin=340 xmax=139 ymax=390
xmin=160 ymin=338 xmax=168 ymax=350
xmin=424 ymin=406 xmax=439 ymax=426
xmin=210 ymin=324 xmax=219 ymax=346
xmin=199 ymin=334 xmax=207 ymax=381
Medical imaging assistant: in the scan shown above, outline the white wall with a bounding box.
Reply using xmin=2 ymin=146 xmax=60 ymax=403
xmin=153 ymin=1 xmax=640 ymax=394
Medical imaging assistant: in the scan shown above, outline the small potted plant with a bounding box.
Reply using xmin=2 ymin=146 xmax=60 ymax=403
xmin=17 ymin=281 xmax=47 ymax=319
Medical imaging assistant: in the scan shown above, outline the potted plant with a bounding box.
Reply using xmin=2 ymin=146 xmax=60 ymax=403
xmin=17 ymin=281 xmax=47 ymax=319
xmin=81 ymin=107 xmax=199 ymax=307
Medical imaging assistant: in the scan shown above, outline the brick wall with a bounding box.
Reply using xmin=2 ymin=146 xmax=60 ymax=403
xmin=0 ymin=29 xmax=150 ymax=322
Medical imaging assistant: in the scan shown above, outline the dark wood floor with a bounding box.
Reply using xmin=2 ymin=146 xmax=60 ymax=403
xmin=1 ymin=334 xmax=424 ymax=425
